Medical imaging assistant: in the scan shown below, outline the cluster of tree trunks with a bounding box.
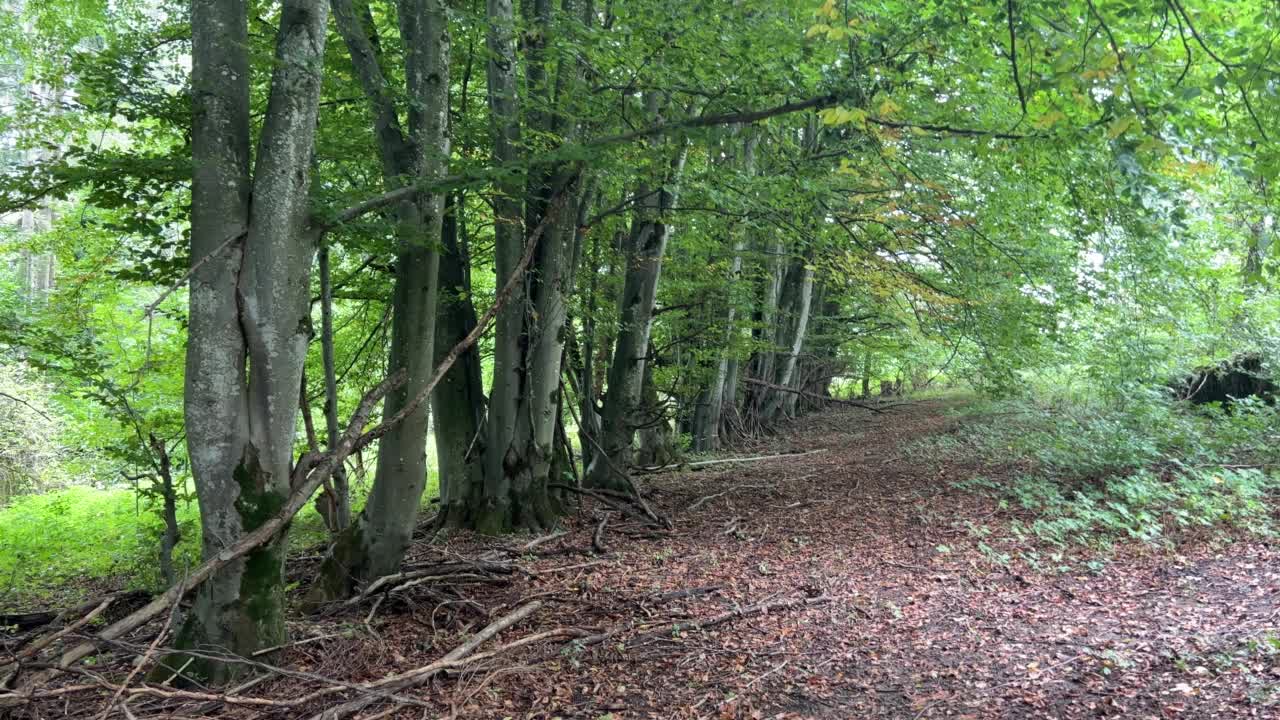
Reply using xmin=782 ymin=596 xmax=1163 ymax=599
xmin=175 ymin=0 xmax=854 ymax=682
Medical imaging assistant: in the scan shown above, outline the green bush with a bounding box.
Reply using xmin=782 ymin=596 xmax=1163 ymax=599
xmin=938 ymin=389 xmax=1280 ymax=551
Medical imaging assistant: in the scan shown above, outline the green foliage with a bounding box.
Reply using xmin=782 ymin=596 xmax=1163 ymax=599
xmin=0 ymin=473 xmax=441 ymax=609
xmin=936 ymin=390 xmax=1280 ymax=552
xmin=0 ymin=486 xmax=200 ymax=606
xmin=995 ymin=467 xmax=1277 ymax=548
xmin=0 ymin=363 xmax=63 ymax=500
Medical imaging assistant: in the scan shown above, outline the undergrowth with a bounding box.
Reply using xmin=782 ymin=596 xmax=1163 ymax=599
xmin=0 ymin=473 xmax=438 ymax=610
xmin=916 ymin=384 xmax=1280 ymax=556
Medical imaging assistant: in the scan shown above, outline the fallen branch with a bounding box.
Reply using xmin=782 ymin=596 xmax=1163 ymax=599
xmin=97 ymin=576 xmax=183 ymax=717
xmin=592 ymin=514 xmax=611 ymax=554
xmin=639 ymin=448 xmax=829 ymax=474
xmin=549 ymin=484 xmax=667 ymax=528
xmin=344 ymin=560 xmax=514 ymax=608
xmin=741 ymin=378 xmax=890 ymax=412
xmin=1 ymin=595 xmax=119 ymax=673
xmin=688 ymin=483 xmax=773 ymax=510
xmin=526 ymin=594 xmax=830 ymax=663
xmin=626 ymin=595 xmax=831 ymax=646
xmin=644 ymin=586 xmax=722 ymax=604
xmin=0 ymin=591 xmax=147 ymax=636
xmin=512 ymin=530 xmax=567 ymax=554
xmin=306 ymin=600 xmax=544 ymax=720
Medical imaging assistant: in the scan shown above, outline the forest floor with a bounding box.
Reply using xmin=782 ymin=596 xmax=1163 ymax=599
xmin=17 ymin=400 xmax=1280 ymax=719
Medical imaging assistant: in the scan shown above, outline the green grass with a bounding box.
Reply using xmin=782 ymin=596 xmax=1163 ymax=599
xmin=0 ymin=470 xmax=439 ymax=610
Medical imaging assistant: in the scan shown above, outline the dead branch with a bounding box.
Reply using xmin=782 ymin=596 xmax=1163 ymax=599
xmin=644 ymin=586 xmax=722 ymax=604
xmin=512 ymin=531 xmax=567 ymax=554
xmin=741 ymin=378 xmax=889 ymax=412
xmin=687 ymin=483 xmax=774 ymax=510
xmin=626 ymin=595 xmax=831 ymax=646
xmin=549 ymin=483 xmax=667 ymax=528
xmin=1 ymin=595 xmax=118 ymax=674
xmin=638 ymin=448 xmax=829 ymax=474
xmin=592 ymin=514 xmax=611 ymax=554
xmin=97 ymin=576 xmax=183 ymax=716
xmin=305 ymin=600 xmax=543 ymax=720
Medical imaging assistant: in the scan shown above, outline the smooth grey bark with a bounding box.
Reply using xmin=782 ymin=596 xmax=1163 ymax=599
xmin=692 ymin=129 xmax=755 ymax=451
xmin=761 ymin=259 xmax=814 ymax=422
xmin=744 ymin=236 xmax=785 ymax=420
xmin=575 ymin=205 xmax=604 ymax=459
xmin=175 ymin=0 xmax=328 ymax=682
xmin=318 ymin=245 xmax=350 ymax=532
xmin=588 ymin=131 xmax=689 ymax=489
xmin=309 ymin=0 xmax=449 ymax=601
xmin=472 ymin=0 xmax=530 ymax=534
xmin=634 ymin=354 xmax=676 ymax=466
xmin=444 ymin=0 xmax=587 ymax=533
xmin=691 ymin=240 xmax=743 ymax=452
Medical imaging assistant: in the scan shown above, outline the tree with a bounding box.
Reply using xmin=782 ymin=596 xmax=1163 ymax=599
xmin=308 ymin=0 xmax=451 ymax=603
xmin=173 ymin=0 xmax=329 ymax=681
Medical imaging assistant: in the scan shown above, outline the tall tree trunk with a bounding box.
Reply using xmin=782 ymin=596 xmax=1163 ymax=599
xmin=470 ymin=0 xmax=529 ymax=533
xmin=860 ymin=349 xmax=872 ymax=398
xmin=745 ymin=237 xmax=785 ymax=420
xmin=762 ymin=259 xmax=814 ymax=422
xmin=443 ymin=0 xmax=588 ymax=533
xmin=309 ymin=0 xmax=449 ymax=602
xmin=175 ymin=0 xmax=328 ymax=682
xmin=318 ymin=244 xmax=350 ymax=532
xmin=433 ymin=193 xmax=486 ymax=527
xmin=589 ymin=130 xmax=688 ymax=489
xmin=692 ymin=129 xmax=754 ymax=451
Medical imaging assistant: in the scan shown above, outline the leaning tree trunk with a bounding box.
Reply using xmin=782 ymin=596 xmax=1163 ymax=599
xmin=589 ymin=130 xmax=689 ymax=489
xmin=308 ymin=0 xmax=449 ymax=603
xmin=172 ymin=0 xmax=328 ymax=683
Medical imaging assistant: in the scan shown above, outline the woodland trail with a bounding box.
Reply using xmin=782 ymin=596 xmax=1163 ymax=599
xmin=120 ymin=401 xmax=1280 ymax=718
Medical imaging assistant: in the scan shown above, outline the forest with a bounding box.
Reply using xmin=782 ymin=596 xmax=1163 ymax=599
xmin=0 ymin=0 xmax=1278 ymax=717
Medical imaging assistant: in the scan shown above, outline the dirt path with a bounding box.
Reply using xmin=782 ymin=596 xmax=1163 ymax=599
xmin=275 ymin=401 xmax=1280 ymax=719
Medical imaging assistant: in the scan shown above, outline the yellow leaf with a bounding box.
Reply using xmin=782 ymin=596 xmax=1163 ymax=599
xmin=877 ymin=98 xmax=901 ymax=117
xmin=1137 ymin=137 xmax=1169 ymax=155
xmin=1033 ymin=110 xmax=1066 ymax=129
xmin=819 ymin=106 xmax=866 ymax=126
xmin=826 ymin=26 xmax=847 ymax=41
xmin=1106 ymin=116 xmax=1136 ymax=139
xmin=806 ymin=23 xmax=830 ymax=38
